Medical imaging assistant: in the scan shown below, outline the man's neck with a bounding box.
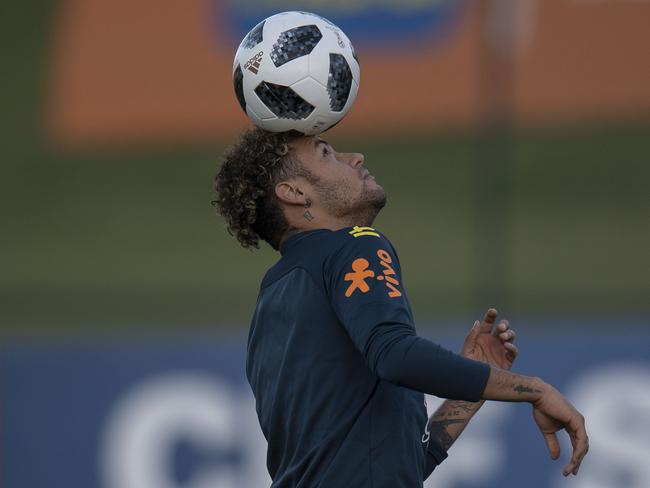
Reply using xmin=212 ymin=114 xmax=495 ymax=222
xmin=278 ymin=215 xmax=375 ymax=251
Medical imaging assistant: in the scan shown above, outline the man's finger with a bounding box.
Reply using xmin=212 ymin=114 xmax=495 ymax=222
xmin=544 ymin=432 xmax=561 ymax=460
xmin=499 ymin=327 xmax=515 ymax=343
xmin=563 ymin=425 xmax=589 ymax=476
xmin=574 ymin=437 xmax=589 ymax=475
xmin=494 ymin=320 xmax=510 ymax=337
xmin=564 ymin=420 xmax=589 ymax=476
xmin=563 ymin=430 xmax=579 ymax=476
xmin=480 ymin=308 xmax=498 ymax=333
xmin=465 ymin=320 xmax=481 ymax=342
xmin=504 ymin=342 xmax=518 ymax=360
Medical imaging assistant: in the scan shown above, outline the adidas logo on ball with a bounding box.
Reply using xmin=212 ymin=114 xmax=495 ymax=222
xmin=244 ymin=51 xmax=264 ymax=74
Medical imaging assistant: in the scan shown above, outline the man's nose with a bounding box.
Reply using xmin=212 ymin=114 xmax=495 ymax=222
xmin=342 ymin=152 xmax=365 ymax=167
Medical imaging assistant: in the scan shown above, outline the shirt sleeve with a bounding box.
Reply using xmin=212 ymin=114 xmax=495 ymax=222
xmin=423 ymin=438 xmax=448 ymax=480
xmin=324 ymin=230 xmax=490 ymax=402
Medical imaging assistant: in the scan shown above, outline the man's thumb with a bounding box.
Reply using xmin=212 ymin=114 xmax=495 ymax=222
xmin=466 ymin=320 xmax=481 ymax=341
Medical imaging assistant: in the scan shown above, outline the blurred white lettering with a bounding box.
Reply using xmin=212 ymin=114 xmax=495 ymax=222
xmin=553 ymin=364 xmax=650 ymax=488
xmin=100 ymin=373 xmax=245 ymax=488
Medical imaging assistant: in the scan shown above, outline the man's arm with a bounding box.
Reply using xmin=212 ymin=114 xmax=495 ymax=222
xmin=427 ymin=309 xmax=517 ymax=451
xmin=426 ymin=399 xmax=484 ymax=451
xmin=426 ymin=369 xmax=542 ymax=452
xmin=362 ymin=310 xmax=588 ymax=476
xmin=328 ymin=235 xmax=492 ymax=402
xmin=426 ymin=364 xmax=588 ymax=477
xmin=425 ymin=310 xmax=587 ymax=477
xmin=482 ymin=367 xmax=543 ymax=401
xmin=328 ymin=240 xmax=588 ymax=475
xmin=484 ymin=367 xmax=588 ymax=476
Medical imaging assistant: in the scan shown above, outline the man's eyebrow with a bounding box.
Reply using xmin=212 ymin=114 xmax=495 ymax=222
xmin=314 ymin=138 xmax=329 ymax=148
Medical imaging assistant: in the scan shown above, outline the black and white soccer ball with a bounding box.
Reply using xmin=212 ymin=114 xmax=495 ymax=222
xmin=233 ymin=11 xmax=360 ymax=135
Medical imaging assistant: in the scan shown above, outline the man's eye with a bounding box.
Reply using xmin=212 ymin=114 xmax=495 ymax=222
xmin=322 ymin=147 xmax=330 ymax=156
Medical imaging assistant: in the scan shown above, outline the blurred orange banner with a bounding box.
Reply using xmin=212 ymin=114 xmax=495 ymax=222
xmin=46 ymin=0 xmax=650 ymax=146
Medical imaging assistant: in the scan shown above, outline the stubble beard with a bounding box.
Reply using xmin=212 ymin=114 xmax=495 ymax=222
xmin=315 ymin=178 xmax=387 ymax=228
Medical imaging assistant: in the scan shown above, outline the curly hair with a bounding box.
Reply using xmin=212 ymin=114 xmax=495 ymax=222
xmin=213 ymin=127 xmax=313 ymax=250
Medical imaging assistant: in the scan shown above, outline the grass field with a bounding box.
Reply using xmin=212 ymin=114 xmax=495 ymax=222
xmin=1 ymin=122 xmax=649 ymax=333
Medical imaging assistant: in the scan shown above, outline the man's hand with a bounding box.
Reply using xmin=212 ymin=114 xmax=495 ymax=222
xmin=461 ymin=308 xmax=517 ymax=370
xmin=461 ymin=310 xmax=589 ymax=476
xmin=533 ymin=383 xmax=589 ymax=476
xmin=481 ymin=368 xmax=590 ymax=477
xmin=425 ymin=309 xmax=520 ymax=455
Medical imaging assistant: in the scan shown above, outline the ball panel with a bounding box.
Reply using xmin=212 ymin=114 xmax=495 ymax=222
xmin=245 ymin=104 xmax=270 ymax=130
xmin=254 ymin=81 xmax=315 ymax=120
xmin=305 ymin=31 xmax=344 ymax=88
xmin=240 ymin=60 xmax=277 ymax=119
xmin=260 ymin=54 xmax=309 ymax=88
xmin=291 ymin=77 xmax=338 ymax=135
xmin=341 ymin=77 xmax=360 ymax=120
xmin=258 ymin=117 xmax=307 ymax=134
xmin=327 ymin=54 xmax=353 ymax=112
xmin=350 ymin=41 xmax=360 ymax=66
xmin=270 ymin=25 xmax=322 ymax=68
xmin=233 ymin=65 xmax=247 ymax=112
xmin=241 ymin=20 xmax=265 ymax=49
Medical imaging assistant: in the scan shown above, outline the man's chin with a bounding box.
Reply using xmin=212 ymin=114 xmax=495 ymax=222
xmin=325 ymin=182 xmax=386 ymax=225
xmin=368 ymin=186 xmax=387 ymax=210
xmin=355 ymin=187 xmax=386 ymax=226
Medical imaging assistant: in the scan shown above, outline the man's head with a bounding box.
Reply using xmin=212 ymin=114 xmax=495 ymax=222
xmin=214 ymin=127 xmax=385 ymax=251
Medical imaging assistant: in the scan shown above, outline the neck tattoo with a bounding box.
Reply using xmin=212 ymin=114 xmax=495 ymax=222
xmin=303 ymin=210 xmax=314 ymax=222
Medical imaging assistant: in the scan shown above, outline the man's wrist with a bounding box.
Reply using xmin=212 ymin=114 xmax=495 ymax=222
xmin=482 ymin=367 xmax=548 ymax=403
xmin=529 ymin=377 xmax=547 ymax=404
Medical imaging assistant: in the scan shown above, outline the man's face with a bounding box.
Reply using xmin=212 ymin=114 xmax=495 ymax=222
xmin=290 ymin=135 xmax=386 ymax=223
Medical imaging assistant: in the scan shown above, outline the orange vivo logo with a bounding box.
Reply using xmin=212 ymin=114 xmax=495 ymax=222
xmin=343 ymin=250 xmax=402 ymax=299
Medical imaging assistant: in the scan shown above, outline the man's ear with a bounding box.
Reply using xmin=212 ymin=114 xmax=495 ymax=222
xmin=275 ymin=181 xmax=308 ymax=206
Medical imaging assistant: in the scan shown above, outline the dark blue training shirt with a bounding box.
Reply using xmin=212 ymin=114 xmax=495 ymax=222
xmin=246 ymin=227 xmax=490 ymax=488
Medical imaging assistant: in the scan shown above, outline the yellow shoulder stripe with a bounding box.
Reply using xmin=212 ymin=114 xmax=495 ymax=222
xmin=349 ymin=226 xmax=380 ymax=238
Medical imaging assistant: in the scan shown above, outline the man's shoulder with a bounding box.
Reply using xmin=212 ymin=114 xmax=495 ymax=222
xmin=337 ymin=226 xmax=386 ymax=241
xmin=293 ymin=227 xmax=395 ymax=273
xmin=284 ymin=226 xmax=395 ymax=257
xmin=331 ymin=226 xmax=397 ymax=259
xmin=332 ymin=226 xmax=393 ymax=249
xmin=260 ymin=227 xmax=395 ymax=287
xmin=322 ymin=227 xmax=403 ymax=286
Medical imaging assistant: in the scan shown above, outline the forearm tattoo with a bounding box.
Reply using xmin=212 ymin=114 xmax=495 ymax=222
xmin=486 ymin=368 xmax=543 ymax=401
xmin=428 ymin=418 xmax=465 ymax=451
xmin=428 ymin=400 xmax=483 ymax=451
xmin=513 ymin=384 xmax=541 ymax=394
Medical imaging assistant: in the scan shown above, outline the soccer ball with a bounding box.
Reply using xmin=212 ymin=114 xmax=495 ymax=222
xmin=232 ymin=11 xmax=360 ymax=135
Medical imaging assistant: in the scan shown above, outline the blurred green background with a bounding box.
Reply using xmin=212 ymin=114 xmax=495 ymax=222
xmin=1 ymin=1 xmax=649 ymax=334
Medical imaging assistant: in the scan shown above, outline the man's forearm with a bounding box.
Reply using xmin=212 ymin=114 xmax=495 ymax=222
xmin=427 ymin=400 xmax=484 ymax=451
xmin=481 ymin=366 xmax=546 ymax=403
xmin=427 ymin=368 xmax=545 ymax=452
